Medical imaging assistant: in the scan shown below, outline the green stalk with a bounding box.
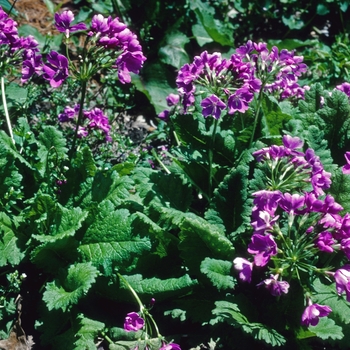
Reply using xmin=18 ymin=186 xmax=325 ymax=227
xmin=1 ymin=77 xmax=14 ymax=144
xmin=208 ymin=118 xmax=219 ymax=197
xmin=69 ymin=80 xmax=87 ymax=157
xmin=248 ymin=88 xmax=264 ymax=149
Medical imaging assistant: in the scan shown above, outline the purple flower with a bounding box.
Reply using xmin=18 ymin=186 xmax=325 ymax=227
xmin=42 ymin=51 xmax=69 ymax=88
xmin=227 ymin=87 xmax=254 ymax=114
xmin=158 ymin=110 xmax=170 ymax=122
xmin=247 ymin=233 xmax=277 ymax=267
xmin=336 ymin=82 xmax=350 ymax=98
xmin=58 ymin=104 xmax=80 ymax=122
xmin=54 ymin=10 xmax=87 ymax=37
xmin=316 ymin=231 xmax=334 ymax=253
xmin=301 ymin=301 xmax=332 ymax=327
xmin=201 ymin=94 xmax=226 ymax=119
xmin=257 ymin=275 xmax=290 ymax=296
xmin=115 ymin=51 xmax=146 ymax=84
xmin=166 ymin=93 xmax=180 ymax=107
xmin=233 ymin=257 xmax=253 ymax=283
xmin=341 ymin=238 xmax=350 ymax=259
xmin=334 ymin=266 xmax=350 ymax=301
xmin=124 ymin=312 xmax=144 ymax=332
xmin=160 ymin=343 xmax=181 ymax=350
xmin=279 ymin=193 xmax=305 ymax=215
xmin=21 ymin=51 xmax=42 ymax=83
xmin=342 ymin=152 xmax=350 ymax=175
xmin=84 ymin=108 xmax=111 ymax=141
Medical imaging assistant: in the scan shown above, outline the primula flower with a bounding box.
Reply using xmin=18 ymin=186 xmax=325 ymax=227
xmin=258 ymin=275 xmax=290 ymax=296
xmin=158 ymin=110 xmax=170 ymax=122
xmin=316 ymin=231 xmax=334 ymax=253
xmin=342 ymin=152 xmax=350 ymax=175
xmin=227 ymin=87 xmax=254 ymax=114
xmin=124 ymin=312 xmax=144 ymax=332
xmin=301 ymin=301 xmax=332 ymax=327
xmin=54 ymin=10 xmax=87 ymax=38
xmin=84 ymin=108 xmax=111 ymax=141
xmin=233 ymin=257 xmax=253 ymax=283
xmin=247 ymin=233 xmax=277 ymax=267
xmin=160 ymin=343 xmax=181 ymax=350
xmin=166 ymin=93 xmax=180 ymax=107
xmin=42 ymin=51 xmax=69 ymax=88
xmin=334 ymin=266 xmax=350 ymax=302
xmin=201 ymin=94 xmax=226 ymax=119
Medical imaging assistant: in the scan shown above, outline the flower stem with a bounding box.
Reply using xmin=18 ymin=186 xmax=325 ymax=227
xmin=1 ymin=77 xmax=14 ymax=144
xmin=151 ymin=148 xmax=171 ymax=174
xmin=208 ymin=118 xmax=219 ymax=197
xmin=69 ymin=80 xmax=87 ymax=157
xmin=117 ymin=273 xmax=145 ymax=312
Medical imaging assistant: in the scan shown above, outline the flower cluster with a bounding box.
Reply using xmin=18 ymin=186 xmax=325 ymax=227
xmin=0 ymin=6 xmax=42 ymax=82
xmin=172 ymin=40 xmax=307 ymax=120
xmin=234 ymin=135 xmax=350 ymax=326
xmin=58 ymin=105 xmax=112 ymax=141
xmin=88 ymin=13 xmax=146 ymax=84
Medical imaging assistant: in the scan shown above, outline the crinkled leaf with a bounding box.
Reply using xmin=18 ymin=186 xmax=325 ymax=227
xmin=211 ymin=300 xmax=286 ymax=346
xmin=180 ymin=214 xmax=234 ymax=259
xmin=74 ymin=314 xmax=105 ymax=350
xmin=79 ymin=204 xmax=151 ymax=274
xmin=330 ymin=168 xmax=350 ymax=213
xmin=133 ymin=167 xmax=192 ymax=211
xmin=164 ymin=308 xmax=186 ymax=322
xmin=90 ymin=170 xmax=134 ymax=206
xmin=159 ymin=31 xmax=190 ymax=69
xmin=313 ymin=277 xmax=350 ymax=324
xmin=309 ymin=317 xmax=343 ymax=341
xmin=0 ymin=213 xmax=24 ymax=266
xmin=0 ymin=131 xmax=33 ymax=170
xmin=121 ymin=274 xmax=197 ymax=301
xmin=208 ymin=164 xmax=252 ymax=236
xmin=200 ymin=257 xmax=236 ymax=290
xmin=33 ymin=205 xmax=88 ymax=242
xmin=43 ymin=262 xmax=99 ymax=312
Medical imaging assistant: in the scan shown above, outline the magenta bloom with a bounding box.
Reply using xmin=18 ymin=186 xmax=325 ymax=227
xmin=258 ymin=275 xmax=290 ymax=296
xmin=166 ymin=93 xmax=180 ymax=107
xmin=124 ymin=312 xmax=144 ymax=332
xmin=42 ymin=51 xmax=69 ymax=88
xmin=233 ymin=257 xmax=253 ymax=283
xmin=227 ymin=87 xmax=254 ymax=114
xmin=247 ymin=233 xmax=277 ymax=267
xmin=334 ymin=266 xmax=350 ymax=301
xmin=54 ymin=10 xmax=87 ymax=37
xmin=158 ymin=110 xmax=170 ymax=122
xmin=160 ymin=343 xmax=181 ymax=350
xmin=84 ymin=108 xmax=111 ymax=141
xmin=201 ymin=94 xmax=226 ymax=119
xmin=301 ymin=302 xmax=332 ymax=327
xmin=115 ymin=51 xmax=146 ymax=84
xmin=342 ymin=152 xmax=350 ymax=175
xmin=316 ymin=231 xmax=334 ymax=253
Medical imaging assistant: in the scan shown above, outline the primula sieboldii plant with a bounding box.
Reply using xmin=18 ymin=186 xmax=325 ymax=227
xmin=166 ymin=40 xmax=307 ymax=120
xmin=0 ymin=7 xmax=146 ymax=148
xmin=234 ymin=135 xmax=350 ymax=327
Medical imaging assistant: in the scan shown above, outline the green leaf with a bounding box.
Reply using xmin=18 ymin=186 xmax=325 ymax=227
xmin=313 ymin=277 xmax=350 ymax=324
xmin=74 ymin=315 xmax=105 ymax=350
xmin=0 ymin=0 xmax=18 ymax=14
xmin=121 ymin=274 xmax=197 ymax=300
xmin=79 ymin=204 xmax=151 ymax=274
xmin=330 ymin=168 xmax=350 ymax=213
xmin=6 ymin=83 xmax=28 ymax=104
xmin=131 ymin=63 xmax=174 ymax=114
xmin=208 ymin=164 xmax=252 ymax=235
xmin=211 ymin=300 xmax=286 ymax=346
xmin=180 ymin=214 xmax=234 ymax=259
xmin=190 ymin=0 xmax=234 ymax=46
xmin=309 ymin=317 xmax=343 ymax=340
xmin=192 ymin=23 xmax=213 ymax=46
xmin=0 ymin=213 xmax=25 ymax=266
xmin=261 ymin=94 xmax=292 ymax=137
xmin=43 ymin=262 xmax=99 ymax=312
xmin=159 ymin=31 xmax=190 ymax=69
xmin=200 ymin=257 xmax=236 ymax=290
xmin=282 ymin=14 xmax=304 ymax=30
